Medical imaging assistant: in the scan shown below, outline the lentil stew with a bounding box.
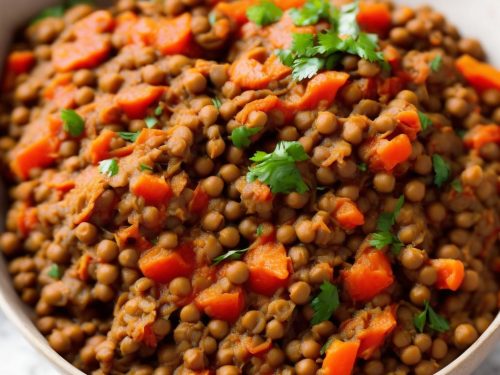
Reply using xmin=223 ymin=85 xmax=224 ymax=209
xmin=0 ymin=1 xmax=499 ymax=374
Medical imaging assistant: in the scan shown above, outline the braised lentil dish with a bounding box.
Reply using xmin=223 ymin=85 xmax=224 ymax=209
xmin=1 ymin=0 xmax=500 ymax=374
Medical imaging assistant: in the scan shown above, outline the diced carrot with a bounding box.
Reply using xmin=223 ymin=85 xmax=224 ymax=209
xmin=114 ymin=223 xmax=152 ymax=251
xmin=116 ymin=84 xmax=164 ymax=119
xmin=396 ymin=110 xmax=421 ymax=141
xmin=73 ymin=10 xmax=114 ymax=37
xmin=10 ymin=136 xmax=60 ymax=180
xmin=195 ymin=283 xmax=245 ymax=322
xmin=245 ymin=337 xmax=272 ymax=356
xmin=334 ymin=198 xmax=365 ymax=230
xmin=431 ymin=259 xmax=465 ymax=291
xmin=88 ymin=129 xmax=115 ymax=164
xmin=216 ymin=0 xmax=257 ymax=25
xmin=244 ymin=242 xmax=291 ymax=296
xmin=141 ymin=324 xmax=157 ymax=348
xmin=274 ymin=0 xmax=306 ymax=10
xmin=17 ymin=204 xmax=38 ymax=237
xmin=464 ymin=124 xmax=500 ymax=150
xmin=131 ymin=174 xmax=173 ymax=206
xmin=155 ymin=13 xmax=192 ymax=55
xmin=288 ymin=71 xmax=350 ymax=111
xmin=229 ymin=54 xmax=291 ymax=90
xmin=189 ymin=184 xmax=210 ymax=214
xmin=344 ymin=249 xmax=394 ymax=302
xmin=244 ymin=181 xmax=273 ymax=202
xmin=139 ymin=244 xmax=196 ymax=284
xmin=236 ymin=95 xmax=280 ymax=124
xmin=7 ymin=51 xmax=35 ymax=75
xmin=322 ymin=340 xmax=359 ymax=375
xmin=266 ymin=13 xmax=316 ymax=49
xmin=357 ymin=2 xmax=392 ymax=34
xmin=340 ymin=306 xmax=397 ymax=360
xmin=52 ymin=35 xmax=111 ymax=72
xmin=78 ymin=254 xmax=92 ymax=281
xmin=378 ymin=77 xmax=404 ymax=98
xmin=456 ymin=54 xmax=500 ymax=91
xmin=135 ymin=128 xmax=169 ymax=145
xmin=374 ymin=134 xmax=412 ymax=171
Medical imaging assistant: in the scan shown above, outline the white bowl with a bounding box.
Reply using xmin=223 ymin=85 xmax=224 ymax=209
xmin=0 ymin=1 xmax=498 ymax=374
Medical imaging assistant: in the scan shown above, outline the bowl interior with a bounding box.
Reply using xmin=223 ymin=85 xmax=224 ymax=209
xmin=0 ymin=1 xmax=498 ymax=375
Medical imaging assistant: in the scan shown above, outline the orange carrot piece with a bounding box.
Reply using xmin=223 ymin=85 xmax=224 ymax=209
xmin=139 ymin=244 xmax=196 ymax=283
xmin=88 ymin=129 xmax=115 ymax=164
xmin=245 ymin=337 xmax=273 ymax=356
xmin=135 ymin=128 xmax=169 ymax=145
xmin=116 ymin=85 xmax=164 ymax=119
xmin=229 ymin=54 xmax=291 ymax=90
xmin=266 ymin=13 xmax=316 ymax=49
xmin=216 ymin=0 xmax=257 ymax=24
xmin=375 ymin=134 xmax=412 ymax=171
xmin=17 ymin=204 xmax=38 ymax=237
xmin=431 ymin=259 xmax=465 ymax=291
xmin=52 ymin=35 xmax=111 ymax=72
xmin=456 ymin=54 xmax=500 ymax=91
xmin=195 ymin=284 xmax=245 ymax=322
xmin=155 ymin=13 xmax=192 ymax=55
xmin=289 ymin=72 xmax=350 ymax=111
xmin=10 ymin=136 xmax=60 ymax=180
xmin=114 ymin=223 xmax=152 ymax=251
xmin=78 ymin=254 xmax=92 ymax=281
xmin=73 ymin=10 xmax=114 ymax=37
xmin=334 ymin=198 xmax=365 ymax=230
xmin=7 ymin=51 xmax=35 ymax=75
xmin=274 ymin=0 xmax=306 ymax=10
xmin=245 ymin=242 xmax=290 ymax=296
xmin=236 ymin=95 xmax=280 ymax=123
xmin=355 ymin=306 xmax=397 ymax=360
xmin=396 ymin=110 xmax=421 ymax=141
xmin=344 ymin=249 xmax=394 ymax=302
xmin=131 ymin=174 xmax=173 ymax=206
xmin=322 ymin=340 xmax=360 ymax=375
xmin=189 ymin=184 xmax=210 ymax=214
xmin=464 ymin=124 xmax=500 ymax=150
xmin=357 ymin=2 xmax=392 ymax=34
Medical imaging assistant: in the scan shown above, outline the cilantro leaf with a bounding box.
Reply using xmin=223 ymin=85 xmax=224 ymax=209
xmin=118 ymin=131 xmax=139 ymax=142
xmin=432 ymin=154 xmax=450 ymax=187
xmin=451 ymin=179 xmax=463 ymax=193
xmin=256 ymin=224 xmax=264 ymax=237
xmin=247 ymin=141 xmax=310 ymax=194
xmin=376 ymin=195 xmax=404 ymax=232
xmin=292 ymin=33 xmax=317 ymax=57
xmin=212 ymin=97 xmax=222 ymax=110
xmin=413 ymin=308 xmax=427 ymax=333
xmin=145 ymin=116 xmax=158 ymax=129
xmin=336 ymin=1 xmax=360 ymax=37
xmin=99 ymin=159 xmax=119 ymax=177
xmin=213 ymin=248 xmax=249 ymax=265
xmin=370 ymin=231 xmax=395 ymax=249
xmin=247 ymin=0 xmax=283 ymax=26
xmin=311 ymin=281 xmax=340 ymax=325
xmin=430 ymin=55 xmax=443 ymax=72
xmin=31 ymin=6 xmax=65 ymax=24
xmin=292 ymin=57 xmax=325 ymax=81
xmin=61 ymin=109 xmax=85 ymax=137
xmin=48 ymin=264 xmax=61 ymax=279
xmin=370 ymin=196 xmax=405 ymax=254
xmin=418 ymin=111 xmax=433 ymax=131
xmin=231 ymin=127 xmax=262 ymax=149
xmin=320 ymin=337 xmax=334 ymax=355
xmin=140 ymin=163 xmax=153 ymax=172
xmin=154 ymin=105 xmax=163 ymax=116
xmin=427 ymin=303 xmax=450 ymax=332
xmin=276 ymin=49 xmax=294 ymax=66
xmin=289 ymin=0 xmax=331 ymax=26
xmin=357 ymin=162 xmax=367 ymax=172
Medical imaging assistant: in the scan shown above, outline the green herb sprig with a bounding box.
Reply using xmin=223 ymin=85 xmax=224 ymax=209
xmin=369 ymin=195 xmax=405 ymax=254
xmin=61 ymin=109 xmax=85 ymax=137
xmin=432 ymin=154 xmax=450 ymax=187
xmin=311 ymin=281 xmax=340 ymax=325
xmin=213 ymin=248 xmax=249 ymax=265
xmin=231 ymin=127 xmax=262 ymax=149
xmin=247 ymin=0 xmax=283 ymax=26
xmin=99 ymin=159 xmax=119 ymax=177
xmin=414 ymin=301 xmax=450 ymax=333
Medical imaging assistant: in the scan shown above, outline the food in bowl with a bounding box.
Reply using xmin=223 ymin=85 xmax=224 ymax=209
xmin=0 ymin=0 xmax=499 ymax=373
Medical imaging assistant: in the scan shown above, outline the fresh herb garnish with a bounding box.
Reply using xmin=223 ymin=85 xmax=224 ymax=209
xmin=118 ymin=131 xmax=139 ymax=142
xmin=414 ymin=301 xmax=450 ymax=333
xmin=358 ymin=162 xmax=367 ymax=172
xmin=256 ymin=224 xmax=264 ymax=237
xmin=213 ymin=248 xmax=249 ymax=265
xmin=320 ymin=337 xmax=334 ymax=355
xmin=418 ymin=111 xmax=433 ymax=131
xmin=48 ymin=264 xmax=61 ymax=279
xmin=145 ymin=116 xmax=158 ymax=129
xmin=140 ymin=163 xmax=153 ymax=172
xmin=247 ymin=141 xmax=309 ymax=194
xmin=278 ymin=1 xmax=386 ymax=80
xmin=61 ymin=109 xmax=85 ymax=137
xmin=247 ymin=0 xmax=283 ymax=26
xmin=451 ymin=179 xmax=463 ymax=193
xmin=99 ymin=159 xmax=119 ymax=177
xmin=432 ymin=154 xmax=450 ymax=187
xmin=231 ymin=127 xmax=262 ymax=149
xmin=430 ymin=55 xmax=443 ymax=72
xmin=311 ymin=281 xmax=340 ymax=325
xmin=212 ymin=97 xmax=222 ymax=110
xmin=31 ymin=1 xmax=94 ymax=24
xmin=154 ymin=105 xmax=163 ymax=117
xmin=369 ymin=195 xmax=405 ymax=254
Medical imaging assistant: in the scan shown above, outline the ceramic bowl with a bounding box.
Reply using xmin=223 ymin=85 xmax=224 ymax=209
xmin=0 ymin=1 xmax=498 ymax=374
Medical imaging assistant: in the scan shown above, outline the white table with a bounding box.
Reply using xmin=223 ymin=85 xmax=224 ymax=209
xmin=0 ymin=311 xmax=498 ymax=374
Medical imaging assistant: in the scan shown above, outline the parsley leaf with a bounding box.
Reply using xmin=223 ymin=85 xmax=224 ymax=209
xmin=213 ymin=248 xmax=249 ymax=265
xmin=292 ymin=57 xmax=325 ymax=81
xmin=61 ymin=109 xmax=85 ymax=137
xmin=154 ymin=105 xmax=163 ymax=116
xmin=231 ymin=127 xmax=262 ymax=149
xmin=311 ymin=281 xmax=340 ymax=325
xmin=357 ymin=162 xmax=367 ymax=172
xmin=292 ymin=33 xmax=316 ymax=57
xmin=31 ymin=6 xmax=65 ymax=24
xmin=320 ymin=337 xmax=334 ymax=355
xmin=432 ymin=154 xmax=450 ymax=187
xmin=413 ymin=308 xmax=427 ymax=333
xmin=99 ymin=159 xmax=119 ymax=177
xmin=247 ymin=0 xmax=283 ymax=26
xmin=414 ymin=301 xmax=450 ymax=333
xmin=336 ymin=1 xmax=360 ymax=37
xmin=212 ymin=97 xmax=222 ymax=110
xmin=247 ymin=141 xmax=310 ymax=194
xmin=145 ymin=116 xmax=158 ymax=129
xmin=48 ymin=264 xmax=61 ymax=279
xmin=451 ymin=179 xmax=463 ymax=193
xmin=418 ymin=111 xmax=433 ymax=131
xmin=118 ymin=131 xmax=139 ymax=142
xmin=256 ymin=224 xmax=264 ymax=237
xmin=140 ymin=163 xmax=153 ymax=172
xmin=430 ymin=55 xmax=443 ymax=72
xmin=289 ymin=0 xmax=331 ymax=26
xmin=370 ymin=231 xmax=396 ymax=249
xmin=370 ymin=196 xmax=405 ymax=254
